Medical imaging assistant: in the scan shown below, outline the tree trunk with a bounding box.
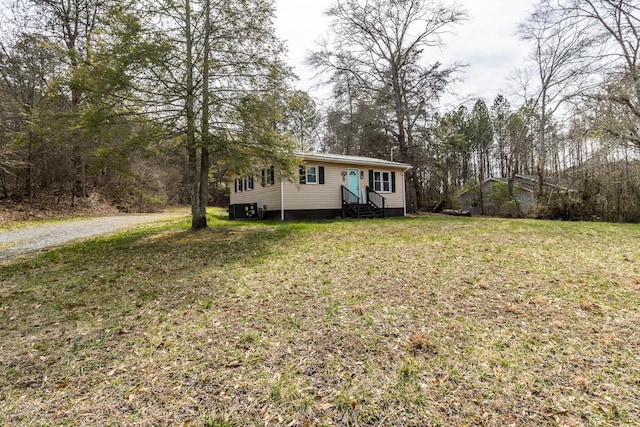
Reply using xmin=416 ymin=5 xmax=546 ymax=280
xmin=25 ymin=130 xmax=33 ymax=201
xmin=537 ymin=91 xmax=547 ymax=202
xmin=478 ymin=149 xmax=485 ymax=215
xmin=442 ymin=209 xmax=471 ymax=217
xmin=0 ymin=170 xmax=8 ymax=198
xmin=184 ymin=0 xmax=207 ymax=229
xmin=191 ymin=0 xmax=212 ymax=229
xmin=193 ymin=146 xmax=209 ymax=228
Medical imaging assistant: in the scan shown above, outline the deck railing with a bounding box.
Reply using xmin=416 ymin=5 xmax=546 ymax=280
xmin=366 ymin=187 xmax=386 ymax=218
xmin=341 ymin=186 xmax=360 ymax=218
xmin=341 ymin=185 xmax=359 ymax=204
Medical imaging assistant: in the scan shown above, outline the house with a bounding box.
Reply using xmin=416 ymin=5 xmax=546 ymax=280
xmin=459 ymin=175 xmax=575 ymax=217
xmin=229 ymin=152 xmax=413 ymax=220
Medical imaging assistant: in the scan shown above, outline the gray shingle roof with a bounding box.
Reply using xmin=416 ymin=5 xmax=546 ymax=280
xmin=299 ymin=152 xmax=412 ymax=170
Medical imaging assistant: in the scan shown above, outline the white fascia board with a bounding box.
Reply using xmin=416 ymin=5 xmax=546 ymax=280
xmin=298 ymin=152 xmax=413 ymax=171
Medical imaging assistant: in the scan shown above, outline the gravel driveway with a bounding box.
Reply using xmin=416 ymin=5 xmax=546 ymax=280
xmin=0 ymin=214 xmax=186 ymax=263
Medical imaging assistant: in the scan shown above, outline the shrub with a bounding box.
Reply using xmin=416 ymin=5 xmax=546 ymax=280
xmin=500 ymin=200 xmax=524 ymax=218
xmin=534 ymin=192 xmax=589 ymax=221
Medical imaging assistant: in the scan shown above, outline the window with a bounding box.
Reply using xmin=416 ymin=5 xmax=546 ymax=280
xmin=373 ymin=171 xmax=391 ymax=192
xmin=373 ymin=171 xmax=381 ymax=192
xmin=370 ymin=170 xmax=395 ymax=193
xmin=306 ymin=166 xmax=317 ymax=184
xmin=299 ymin=165 xmax=325 ymax=184
xmin=235 ymin=176 xmax=254 ymax=192
xmin=261 ymin=166 xmax=275 ymax=186
xmin=245 ymin=176 xmax=254 ymax=191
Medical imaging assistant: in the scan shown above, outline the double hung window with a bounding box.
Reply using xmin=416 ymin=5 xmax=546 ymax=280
xmin=373 ymin=171 xmax=391 ymax=193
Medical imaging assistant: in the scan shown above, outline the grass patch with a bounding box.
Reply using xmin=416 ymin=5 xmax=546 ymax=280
xmin=1 ymin=215 xmax=639 ymax=425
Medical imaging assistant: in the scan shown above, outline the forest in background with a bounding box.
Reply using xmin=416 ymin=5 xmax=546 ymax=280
xmin=1 ymin=0 xmax=640 ymax=224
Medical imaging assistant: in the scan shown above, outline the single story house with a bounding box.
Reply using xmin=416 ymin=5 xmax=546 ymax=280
xmin=229 ymin=152 xmax=413 ymax=220
xmin=459 ymin=175 xmax=575 ymax=217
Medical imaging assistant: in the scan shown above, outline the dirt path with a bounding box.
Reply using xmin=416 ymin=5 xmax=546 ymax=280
xmin=0 ymin=214 xmax=187 ymax=263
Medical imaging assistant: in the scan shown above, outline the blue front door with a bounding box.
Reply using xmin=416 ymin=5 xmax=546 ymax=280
xmin=348 ymin=168 xmax=359 ymax=203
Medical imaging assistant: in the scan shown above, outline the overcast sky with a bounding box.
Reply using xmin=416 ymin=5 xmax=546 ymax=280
xmin=273 ymin=0 xmax=535 ymax=109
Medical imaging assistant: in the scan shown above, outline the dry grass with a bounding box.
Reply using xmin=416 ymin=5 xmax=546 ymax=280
xmin=1 ymin=212 xmax=639 ymax=426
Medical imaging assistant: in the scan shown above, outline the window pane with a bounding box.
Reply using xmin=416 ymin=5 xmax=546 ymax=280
xmin=374 ymin=171 xmax=382 ymax=192
xmin=307 ymin=166 xmax=317 ymax=183
xmin=383 ymin=172 xmax=390 ymax=192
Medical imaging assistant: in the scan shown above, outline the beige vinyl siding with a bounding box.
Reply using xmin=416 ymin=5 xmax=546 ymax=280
xmin=282 ymin=162 xmax=405 ymax=210
xmin=368 ymin=168 xmax=405 ymax=208
xmin=229 ymin=158 xmax=408 ymax=214
xmin=230 ymin=178 xmax=282 ymax=210
xmin=282 ymin=162 xmax=341 ymax=210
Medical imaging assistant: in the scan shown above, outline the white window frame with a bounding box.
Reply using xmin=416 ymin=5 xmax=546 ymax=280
xmin=373 ymin=170 xmax=391 ymax=193
xmin=382 ymin=171 xmax=391 ymax=192
xmin=306 ymin=166 xmax=318 ymax=184
xmin=245 ymin=176 xmax=254 ymax=191
xmin=263 ymin=167 xmax=275 ymax=186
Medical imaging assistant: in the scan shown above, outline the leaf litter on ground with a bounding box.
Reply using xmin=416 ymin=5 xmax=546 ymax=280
xmin=0 ymin=211 xmax=639 ymax=426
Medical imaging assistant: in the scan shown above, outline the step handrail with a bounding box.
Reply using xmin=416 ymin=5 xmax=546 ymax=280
xmin=341 ymin=186 xmax=360 ymax=218
xmin=366 ymin=187 xmax=386 ymax=218
xmin=341 ymin=185 xmax=359 ymax=205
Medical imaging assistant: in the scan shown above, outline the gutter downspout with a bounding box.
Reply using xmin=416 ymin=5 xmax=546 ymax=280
xmin=280 ymin=178 xmax=285 ymax=221
xmin=402 ymin=171 xmax=407 ymax=216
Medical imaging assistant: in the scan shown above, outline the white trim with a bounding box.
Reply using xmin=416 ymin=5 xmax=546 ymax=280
xmin=280 ymin=178 xmax=285 ymax=221
xmin=371 ymin=170 xmax=392 ymax=193
xmin=244 ymin=176 xmax=254 ymax=191
xmin=299 ymin=152 xmax=412 ymax=171
xmin=403 ymin=171 xmax=407 ymax=216
xmin=305 ymin=165 xmax=318 ymax=184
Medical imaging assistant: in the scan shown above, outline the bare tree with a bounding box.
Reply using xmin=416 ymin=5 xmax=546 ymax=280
xmin=309 ymin=0 xmax=466 ymax=211
xmin=565 ymin=0 xmax=640 ymax=147
xmin=518 ymin=0 xmax=597 ymax=199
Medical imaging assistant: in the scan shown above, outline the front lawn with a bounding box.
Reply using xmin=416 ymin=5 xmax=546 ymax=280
xmin=1 ymin=212 xmax=639 ymax=426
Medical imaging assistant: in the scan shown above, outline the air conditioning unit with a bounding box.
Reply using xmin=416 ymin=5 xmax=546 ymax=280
xmin=230 ymin=203 xmax=258 ymax=219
